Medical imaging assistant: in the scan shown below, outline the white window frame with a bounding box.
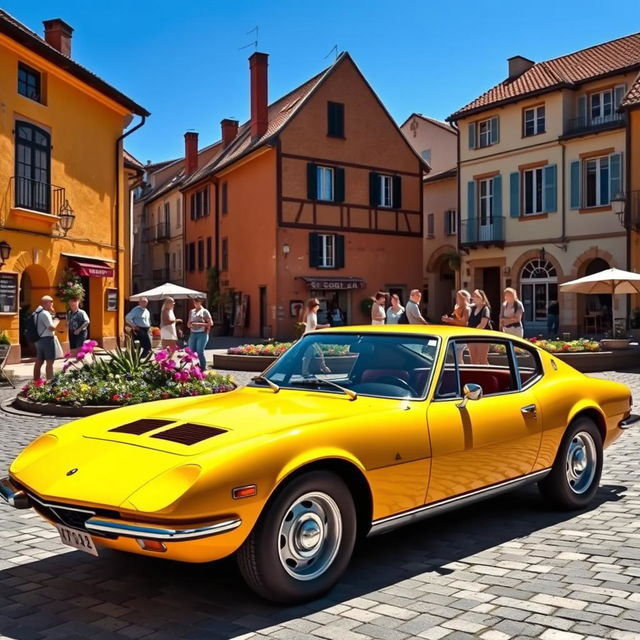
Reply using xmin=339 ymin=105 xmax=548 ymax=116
xmin=478 ymin=118 xmax=492 ymax=148
xmin=478 ymin=178 xmax=494 ymax=225
xmin=316 ymin=166 xmax=334 ymax=201
xmin=523 ymin=167 xmax=544 ymax=215
xmin=590 ymin=89 xmax=613 ymax=122
xmin=524 ymin=105 xmax=545 ymax=136
xmin=445 ymin=209 xmax=457 ymax=235
xmin=319 ymin=234 xmax=335 ymax=268
xmin=380 ymin=174 xmax=393 ymax=208
xmin=584 ymin=156 xmax=610 ymax=208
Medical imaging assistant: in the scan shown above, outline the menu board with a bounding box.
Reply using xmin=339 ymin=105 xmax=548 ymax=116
xmin=106 ymin=289 xmax=118 ymax=311
xmin=0 ymin=273 xmax=17 ymax=313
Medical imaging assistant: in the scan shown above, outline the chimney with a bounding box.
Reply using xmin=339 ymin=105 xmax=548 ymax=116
xmin=249 ymin=52 xmax=269 ymax=139
xmin=184 ymin=131 xmax=199 ymax=176
xmin=43 ymin=19 xmax=74 ymax=57
xmin=507 ymin=55 xmax=535 ymax=79
xmin=221 ymin=119 xmax=239 ymax=148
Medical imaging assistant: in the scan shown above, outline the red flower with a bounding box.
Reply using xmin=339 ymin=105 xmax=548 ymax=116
xmin=111 ymin=393 xmax=121 ymax=402
xmin=161 ymin=392 xmax=169 ymax=399
xmin=530 ymin=337 xmax=538 ymax=343
xmin=562 ymin=344 xmax=570 ymax=351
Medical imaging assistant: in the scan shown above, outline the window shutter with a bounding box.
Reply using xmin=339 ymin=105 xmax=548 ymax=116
xmin=490 ymin=116 xmax=500 ymax=144
xmin=570 ymin=160 xmax=581 ymax=209
xmin=468 ymin=122 xmax=476 ymax=149
xmin=543 ymin=164 xmax=557 ymax=213
xmin=466 ymin=181 xmax=475 ymax=243
xmin=307 ymin=163 xmax=317 ymax=200
xmin=577 ymin=96 xmax=587 ymax=126
xmin=392 ymin=175 xmax=402 ymax=209
xmin=309 ymin=233 xmax=320 ymax=267
xmin=614 ymin=84 xmax=626 ymax=108
xmin=190 ymin=193 xmax=195 ymax=220
xmin=427 ymin=213 xmax=434 ymax=237
xmin=334 ymin=167 xmax=345 ymax=202
xmin=610 ymin=152 xmax=623 ymax=201
xmin=335 ymin=235 xmax=345 ymax=269
xmin=493 ymin=175 xmax=502 ymax=218
xmin=444 ymin=210 xmax=450 ymax=235
xmin=509 ymin=172 xmax=520 ymax=218
xmin=369 ymin=172 xmax=379 ymax=207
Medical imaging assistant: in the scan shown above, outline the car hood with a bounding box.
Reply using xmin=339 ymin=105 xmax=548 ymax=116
xmin=10 ymin=387 xmax=407 ymax=509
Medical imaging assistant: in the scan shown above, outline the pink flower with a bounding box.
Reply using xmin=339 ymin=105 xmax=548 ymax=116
xmin=183 ymin=347 xmax=194 ymax=356
xmin=192 ymin=368 xmax=204 ymax=380
xmin=76 ymin=352 xmax=85 ymax=360
xmin=162 ymin=360 xmax=176 ymax=371
xmin=34 ymin=378 xmax=45 ymax=387
xmin=63 ymin=352 xmax=72 ymax=360
xmin=154 ymin=350 xmax=168 ymax=362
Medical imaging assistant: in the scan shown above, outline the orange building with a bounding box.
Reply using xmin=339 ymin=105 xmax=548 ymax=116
xmin=183 ymin=52 xmax=426 ymax=339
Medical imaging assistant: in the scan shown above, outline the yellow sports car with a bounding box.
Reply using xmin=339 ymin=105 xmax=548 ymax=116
xmin=1 ymin=326 xmax=636 ymax=603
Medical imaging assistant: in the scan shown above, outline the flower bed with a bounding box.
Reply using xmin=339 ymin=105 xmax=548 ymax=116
xmin=529 ymin=338 xmax=600 ymax=353
xmin=227 ymin=342 xmax=350 ymax=357
xmin=19 ymin=340 xmax=235 ymax=408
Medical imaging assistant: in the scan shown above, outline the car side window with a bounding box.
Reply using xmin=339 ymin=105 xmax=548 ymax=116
xmin=435 ymin=342 xmax=459 ymax=398
xmin=513 ymin=342 xmax=543 ymax=388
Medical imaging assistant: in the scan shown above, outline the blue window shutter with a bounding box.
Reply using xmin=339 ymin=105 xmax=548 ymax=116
xmin=544 ymin=164 xmax=557 ymax=213
xmin=307 ymin=163 xmax=317 ymax=200
xmin=509 ymin=172 xmax=520 ymax=218
xmin=468 ymin=122 xmax=476 ymax=149
xmin=614 ymin=84 xmax=626 ymax=108
xmin=467 ymin=181 xmax=476 ymax=242
xmin=490 ymin=116 xmax=500 ymax=144
xmin=610 ymin=152 xmax=623 ymax=201
xmin=570 ymin=160 xmax=581 ymax=209
xmin=493 ymin=175 xmax=502 ymax=218
xmin=577 ymin=96 xmax=586 ymax=126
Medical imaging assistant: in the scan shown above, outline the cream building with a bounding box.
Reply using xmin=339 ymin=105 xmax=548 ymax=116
xmin=401 ymin=114 xmax=458 ymax=318
xmin=449 ymin=35 xmax=640 ymax=336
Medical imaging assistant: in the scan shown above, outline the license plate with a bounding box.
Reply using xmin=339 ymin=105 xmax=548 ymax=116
xmin=56 ymin=524 xmax=98 ymax=556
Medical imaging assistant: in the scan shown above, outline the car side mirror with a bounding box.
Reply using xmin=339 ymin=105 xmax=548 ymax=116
xmin=456 ymin=383 xmax=483 ymax=410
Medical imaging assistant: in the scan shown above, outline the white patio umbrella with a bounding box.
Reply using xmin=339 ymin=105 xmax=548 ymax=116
xmin=129 ymin=283 xmax=207 ymax=301
xmin=559 ymin=267 xmax=640 ymax=335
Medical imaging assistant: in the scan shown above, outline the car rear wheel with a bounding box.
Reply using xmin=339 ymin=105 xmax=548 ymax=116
xmin=538 ymin=417 xmax=603 ymax=509
xmin=237 ymin=471 xmax=357 ymax=604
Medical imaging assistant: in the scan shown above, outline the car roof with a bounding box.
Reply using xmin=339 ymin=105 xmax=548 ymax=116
xmin=316 ymin=325 xmax=521 ymax=338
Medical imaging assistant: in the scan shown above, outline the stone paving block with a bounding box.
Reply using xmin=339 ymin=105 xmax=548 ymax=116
xmin=540 ymin=630 xmax=584 ymax=640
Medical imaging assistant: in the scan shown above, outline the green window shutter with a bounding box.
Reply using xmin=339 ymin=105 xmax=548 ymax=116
xmin=309 ymin=233 xmax=320 ymax=267
xmin=570 ymin=160 xmax=581 ymax=209
xmin=466 ymin=181 xmax=476 ymax=243
xmin=509 ymin=172 xmax=520 ymax=218
xmin=369 ymin=172 xmax=379 ymax=207
xmin=307 ymin=163 xmax=317 ymax=200
xmin=610 ymin=152 xmax=623 ymax=201
xmin=493 ymin=175 xmax=502 ymax=217
xmin=468 ymin=122 xmax=476 ymax=149
xmin=490 ymin=116 xmax=500 ymax=144
xmin=577 ymin=96 xmax=587 ymax=126
xmin=543 ymin=164 xmax=557 ymax=213
xmin=392 ymin=175 xmax=402 ymax=209
xmin=335 ymin=235 xmax=345 ymax=269
xmin=334 ymin=167 xmax=345 ymax=202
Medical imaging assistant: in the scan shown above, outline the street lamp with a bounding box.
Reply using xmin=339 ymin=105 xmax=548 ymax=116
xmin=0 ymin=241 xmax=11 ymax=267
xmin=58 ymin=200 xmax=76 ymax=236
xmin=611 ymin=193 xmax=626 ymax=227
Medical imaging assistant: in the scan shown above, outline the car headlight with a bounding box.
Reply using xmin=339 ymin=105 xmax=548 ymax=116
xmin=10 ymin=434 xmax=58 ymax=474
xmin=123 ymin=464 xmax=201 ymax=512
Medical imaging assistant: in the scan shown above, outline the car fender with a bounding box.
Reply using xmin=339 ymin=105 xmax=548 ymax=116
xmin=567 ymin=399 xmax=606 ymax=433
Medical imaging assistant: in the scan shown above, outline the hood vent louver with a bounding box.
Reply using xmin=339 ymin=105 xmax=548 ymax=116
xmin=110 ymin=419 xmax=173 ymax=435
xmin=150 ymin=423 xmax=226 ymax=445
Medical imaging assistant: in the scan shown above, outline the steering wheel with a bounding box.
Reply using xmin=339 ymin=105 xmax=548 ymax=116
xmin=375 ymin=376 xmax=416 ymax=395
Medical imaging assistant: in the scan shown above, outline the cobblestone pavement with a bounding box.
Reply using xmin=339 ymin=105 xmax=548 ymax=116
xmin=0 ymin=370 xmax=638 ymax=640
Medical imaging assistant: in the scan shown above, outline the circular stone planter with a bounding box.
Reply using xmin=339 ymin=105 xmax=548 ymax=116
xmin=599 ymin=339 xmax=632 ymax=350
xmin=13 ymin=395 xmax=117 ymax=417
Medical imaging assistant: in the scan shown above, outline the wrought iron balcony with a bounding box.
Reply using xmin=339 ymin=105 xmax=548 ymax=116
xmin=152 ymin=268 xmax=170 ymax=282
xmin=154 ymin=222 xmax=170 ymax=241
xmin=460 ymin=216 xmax=505 ymax=247
xmin=563 ymin=112 xmax=624 ymax=136
xmin=11 ymin=176 xmax=65 ymax=215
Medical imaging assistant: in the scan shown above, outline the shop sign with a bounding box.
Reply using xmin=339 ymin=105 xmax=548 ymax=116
xmin=304 ymin=279 xmax=365 ymax=290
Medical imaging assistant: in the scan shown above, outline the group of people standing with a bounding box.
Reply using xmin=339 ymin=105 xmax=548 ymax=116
xmin=371 ymin=289 xmax=429 ymax=325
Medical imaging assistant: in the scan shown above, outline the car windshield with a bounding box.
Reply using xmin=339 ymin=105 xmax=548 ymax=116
xmin=251 ymin=333 xmax=439 ymax=399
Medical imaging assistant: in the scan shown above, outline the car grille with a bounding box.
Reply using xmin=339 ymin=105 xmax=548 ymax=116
xmin=110 ymin=419 xmax=173 ymax=435
xmin=149 ymin=423 xmax=225 ymax=445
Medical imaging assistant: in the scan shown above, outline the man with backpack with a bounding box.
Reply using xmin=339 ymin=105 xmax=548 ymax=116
xmin=29 ymin=296 xmax=59 ymax=380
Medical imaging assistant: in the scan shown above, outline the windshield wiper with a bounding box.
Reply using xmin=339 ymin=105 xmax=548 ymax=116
xmin=252 ymin=374 xmax=280 ymax=393
xmin=294 ymin=377 xmax=357 ymax=401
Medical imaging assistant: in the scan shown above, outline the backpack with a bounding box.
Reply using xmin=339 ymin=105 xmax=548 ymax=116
xmin=23 ymin=310 xmax=42 ymax=344
xmin=397 ymin=310 xmax=409 ymax=325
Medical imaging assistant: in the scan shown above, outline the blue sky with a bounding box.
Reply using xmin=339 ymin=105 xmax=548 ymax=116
xmin=7 ymin=0 xmax=640 ymax=163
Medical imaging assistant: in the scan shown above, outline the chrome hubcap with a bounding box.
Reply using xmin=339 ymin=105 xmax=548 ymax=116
xmin=278 ymin=491 xmax=342 ymax=581
xmin=566 ymin=432 xmax=597 ymax=494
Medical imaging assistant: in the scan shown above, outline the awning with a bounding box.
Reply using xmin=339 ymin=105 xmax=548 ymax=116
xmin=299 ymin=276 xmax=366 ymax=290
xmin=69 ymin=259 xmax=114 ymax=278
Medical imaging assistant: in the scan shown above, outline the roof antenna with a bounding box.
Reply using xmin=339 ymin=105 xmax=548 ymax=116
xmin=324 ymin=44 xmax=338 ymax=60
xmin=240 ymin=26 xmax=259 ymax=51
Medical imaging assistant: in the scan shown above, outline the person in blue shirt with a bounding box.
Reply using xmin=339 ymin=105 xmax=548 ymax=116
xmin=125 ymin=297 xmax=151 ymax=356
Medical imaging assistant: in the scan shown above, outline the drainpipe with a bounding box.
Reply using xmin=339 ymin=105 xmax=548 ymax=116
xmin=450 ymin=119 xmax=462 ymax=289
xmin=115 ymin=115 xmax=146 ymax=344
xmin=560 ymin=141 xmax=567 ymax=248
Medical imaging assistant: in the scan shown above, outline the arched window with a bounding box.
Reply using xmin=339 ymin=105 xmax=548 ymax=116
xmin=520 ymin=259 xmax=558 ymax=323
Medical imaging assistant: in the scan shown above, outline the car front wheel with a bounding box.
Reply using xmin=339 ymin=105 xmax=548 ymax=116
xmin=538 ymin=417 xmax=603 ymax=509
xmin=237 ymin=471 xmax=357 ymax=603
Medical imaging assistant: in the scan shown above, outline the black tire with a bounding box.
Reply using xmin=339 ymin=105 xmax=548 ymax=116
xmin=538 ymin=417 xmax=603 ymax=509
xmin=237 ymin=471 xmax=357 ymax=604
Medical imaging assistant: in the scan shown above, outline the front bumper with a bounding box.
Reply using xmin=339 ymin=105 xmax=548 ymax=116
xmin=619 ymin=414 xmax=640 ymax=429
xmin=0 ymin=476 xmax=30 ymax=509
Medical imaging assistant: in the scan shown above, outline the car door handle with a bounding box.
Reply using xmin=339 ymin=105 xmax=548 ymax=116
xmin=521 ymin=404 xmax=537 ymax=418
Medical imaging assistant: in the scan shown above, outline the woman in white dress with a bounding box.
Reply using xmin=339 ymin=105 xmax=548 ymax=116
xmin=160 ymin=297 xmax=178 ymax=348
xmin=301 ymin=298 xmax=330 ymax=375
xmin=371 ymin=291 xmax=387 ymax=325
xmin=386 ymin=293 xmax=405 ymax=324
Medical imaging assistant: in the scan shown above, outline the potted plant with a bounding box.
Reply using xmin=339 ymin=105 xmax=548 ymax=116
xmin=150 ymin=326 xmax=161 ymax=348
xmin=56 ymin=268 xmax=85 ymax=305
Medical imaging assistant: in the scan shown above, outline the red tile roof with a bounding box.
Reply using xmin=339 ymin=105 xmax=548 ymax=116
xmin=621 ymin=72 xmax=640 ymax=107
xmin=450 ymin=32 xmax=640 ymax=120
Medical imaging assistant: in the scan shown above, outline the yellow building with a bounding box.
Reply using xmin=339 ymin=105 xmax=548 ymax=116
xmin=0 ymin=11 xmax=148 ymax=361
xmin=449 ymin=35 xmax=640 ymax=336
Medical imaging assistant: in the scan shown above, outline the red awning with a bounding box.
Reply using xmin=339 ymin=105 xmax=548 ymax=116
xmin=70 ymin=259 xmax=114 ymax=278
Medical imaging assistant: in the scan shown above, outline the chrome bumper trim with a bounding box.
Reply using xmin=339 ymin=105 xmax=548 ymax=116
xmin=619 ymin=414 xmax=640 ymax=429
xmin=0 ymin=476 xmax=30 ymax=509
xmin=84 ymin=517 xmax=242 ymax=541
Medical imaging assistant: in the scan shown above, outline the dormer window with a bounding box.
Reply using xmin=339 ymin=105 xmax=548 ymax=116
xmin=18 ymin=63 xmax=42 ymax=103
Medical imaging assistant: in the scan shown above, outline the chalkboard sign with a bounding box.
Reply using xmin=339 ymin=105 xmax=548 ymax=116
xmin=0 ymin=273 xmax=18 ymax=313
xmin=106 ymin=289 xmax=117 ymax=311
